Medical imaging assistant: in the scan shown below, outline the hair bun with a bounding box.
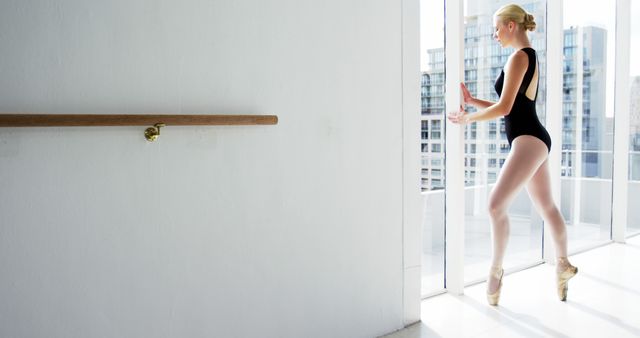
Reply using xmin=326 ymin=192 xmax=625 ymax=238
xmin=524 ymin=13 xmax=536 ymax=31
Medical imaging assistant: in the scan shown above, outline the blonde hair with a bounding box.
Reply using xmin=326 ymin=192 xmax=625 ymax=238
xmin=494 ymin=4 xmax=536 ymax=32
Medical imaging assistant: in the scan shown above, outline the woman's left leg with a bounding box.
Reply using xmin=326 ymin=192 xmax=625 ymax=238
xmin=487 ymin=135 xmax=548 ymax=293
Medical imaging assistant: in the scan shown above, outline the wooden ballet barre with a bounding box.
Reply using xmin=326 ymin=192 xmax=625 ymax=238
xmin=0 ymin=113 xmax=278 ymax=141
xmin=0 ymin=114 xmax=278 ymax=127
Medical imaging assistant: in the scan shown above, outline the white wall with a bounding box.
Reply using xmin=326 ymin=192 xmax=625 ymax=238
xmin=0 ymin=1 xmax=421 ymax=337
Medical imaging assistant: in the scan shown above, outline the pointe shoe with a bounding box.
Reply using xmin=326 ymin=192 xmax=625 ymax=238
xmin=486 ymin=266 xmax=504 ymax=306
xmin=556 ymin=258 xmax=578 ymax=301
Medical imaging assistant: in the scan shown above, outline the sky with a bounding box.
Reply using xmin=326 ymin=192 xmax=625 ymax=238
xmin=419 ymin=0 xmax=444 ymax=71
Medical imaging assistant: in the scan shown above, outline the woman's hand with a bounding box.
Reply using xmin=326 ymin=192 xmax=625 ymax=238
xmin=460 ymin=82 xmax=474 ymax=105
xmin=447 ymin=105 xmax=470 ymax=124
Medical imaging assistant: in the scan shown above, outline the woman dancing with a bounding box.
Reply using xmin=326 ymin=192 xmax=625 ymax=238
xmin=447 ymin=3 xmax=578 ymax=305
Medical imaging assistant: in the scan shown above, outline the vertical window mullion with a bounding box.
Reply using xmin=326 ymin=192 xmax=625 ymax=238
xmin=444 ymin=0 xmax=465 ymax=295
xmin=612 ymin=0 xmax=631 ymax=242
xmin=544 ymin=0 xmax=564 ymax=262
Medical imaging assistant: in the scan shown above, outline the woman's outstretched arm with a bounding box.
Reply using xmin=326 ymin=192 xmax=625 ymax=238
xmin=467 ymin=97 xmax=495 ymax=109
xmin=466 ymin=50 xmax=529 ymax=123
xmin=461 ymin=82 xmax=495 ymax=109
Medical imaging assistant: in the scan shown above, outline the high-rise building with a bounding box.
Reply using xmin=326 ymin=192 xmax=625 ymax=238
xmin=630 ymin=76 xmax=640 ymax=180
xmin=630 ymin=76 xmax=640 ymax=151
xmin=561 ymin=26 xmax=608 ymax=178
xmin=421 ymin=50 xmax=445 ymax=190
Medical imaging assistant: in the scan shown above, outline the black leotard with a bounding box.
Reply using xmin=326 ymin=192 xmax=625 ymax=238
xmin=494 ymin=47 xmax=551 ymax=152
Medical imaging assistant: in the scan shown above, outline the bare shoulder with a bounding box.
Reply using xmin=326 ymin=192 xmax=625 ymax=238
xmin=505 ymin=50 xmax=529 ymax=73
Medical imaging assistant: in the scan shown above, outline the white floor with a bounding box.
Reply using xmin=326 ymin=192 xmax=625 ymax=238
xmin=383 ymin=235 xmax=640 ymax=338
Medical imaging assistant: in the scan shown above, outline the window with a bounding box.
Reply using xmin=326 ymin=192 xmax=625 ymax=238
xmin=420 ymin=0 xmax=446 ymax=295
xmin=469 ymin=122 xmax=477 ymax=139
xmin=417 ymin=0 xmax=630 ymax=296
xmin=421 ymin=120 xmax=429 ymax=140
xmin=487 ymin=144 xmax=497 ymax=154
xmin=562 ymin=0 xmax=615 ymax=251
